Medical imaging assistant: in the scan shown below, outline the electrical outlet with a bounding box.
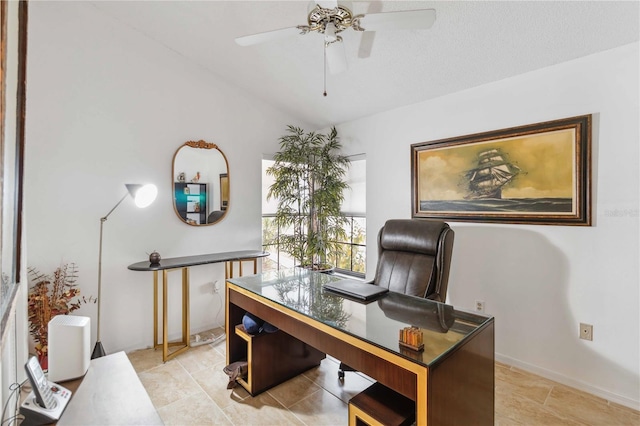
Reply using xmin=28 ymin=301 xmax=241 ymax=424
xmin=212 ymin=281 xmax=220 ymax=294
xmin=580 ymin=323 xmax=593 ymax=341
xmin=475 ymin=300 xmax=485 ymax=313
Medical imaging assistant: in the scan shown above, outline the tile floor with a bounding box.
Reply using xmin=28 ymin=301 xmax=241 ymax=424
xmin=127 ymin=327 xmax=639 ymax=425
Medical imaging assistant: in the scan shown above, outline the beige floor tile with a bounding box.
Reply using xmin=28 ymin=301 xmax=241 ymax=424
xmin=302 ymin=358 xmax=374 ymax=404
xmin=495 ymin=360 xmax=511 ymax=369
xmin=610 ymin=402 xmax=640 ymax=420
xmin=157 ymin=390 xmax=232 ymax=425
xmin=495 ymin=384 xmax=582 ymax=425
xmin=267 ymin=374 xmax=321 ymax=408
xmin=546 ymin=385 xmax=640 ymax=425
xmin=192 ymin=361 xmax=251 ymax=409
xmin=495 ymin=365 xmax=555 ymax=404
xmin=138 ymin=360 xmax=202 ymax=408
xmin=130 ymin=343 xmax=636 ymax=426
xmin=288 ymin=389 xmax=349 ymax=425
xmin=176 ymin=343 xmax=226 ymax=375
xmin=214 ymin=345 xmax=226 ymax=358
xmin=222 ymin=391 xmax=304 ymax=425
xmin=495 ymin=412 xmax=524 ymax=425
xmin=127 ymin=347 xmax=167 ymax=373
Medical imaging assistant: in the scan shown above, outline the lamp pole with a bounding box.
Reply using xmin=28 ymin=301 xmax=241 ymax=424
xmin=92 ymin=192 xmax=129 ymax=359
xmin=92 ymin=184 xmax=157 ymax=359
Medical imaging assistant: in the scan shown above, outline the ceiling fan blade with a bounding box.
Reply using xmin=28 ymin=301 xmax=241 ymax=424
xmin=358 ymin=9 xmax=436 ymax=32
xmin=358 ymin=32 xmax=376 ymax=58
xmin=235 ymin=26 xmax=301 ymax=46
xmin=357 ymin=1 xmax=382 ymax=59
xmin=326 ymin=42 xmax=348 ymax=74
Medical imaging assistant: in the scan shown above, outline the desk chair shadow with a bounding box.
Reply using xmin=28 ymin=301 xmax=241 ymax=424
xmin=338 ymin=218 xmax=455 ymax=380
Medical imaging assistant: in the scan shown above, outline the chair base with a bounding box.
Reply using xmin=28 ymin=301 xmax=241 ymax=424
xmin=338 ymin=361 xmax=356 ymax=380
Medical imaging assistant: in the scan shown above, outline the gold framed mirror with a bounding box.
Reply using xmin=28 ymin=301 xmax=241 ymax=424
xmin=172 ymin=140 xmax=229 ymax=226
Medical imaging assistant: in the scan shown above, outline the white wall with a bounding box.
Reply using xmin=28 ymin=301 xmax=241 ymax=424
xmin=24 ymin=2 xmax=309 ymax=355
xmin=337 ymin=43 xmax=640 ymax=409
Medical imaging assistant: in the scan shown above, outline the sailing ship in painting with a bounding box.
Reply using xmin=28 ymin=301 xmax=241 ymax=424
xmin=464 ymin=149 xmax=520 ymax=199
xmin=420 ymin=148 xmax=573 ymax=213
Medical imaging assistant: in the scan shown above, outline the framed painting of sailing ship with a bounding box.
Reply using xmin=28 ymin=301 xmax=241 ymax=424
xmin=411 ymin=115 xmax=592 ymax=226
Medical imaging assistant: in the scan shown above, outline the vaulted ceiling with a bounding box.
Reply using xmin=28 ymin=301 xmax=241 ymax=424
xmin=90 ymin=1 xmax=639 ymax=129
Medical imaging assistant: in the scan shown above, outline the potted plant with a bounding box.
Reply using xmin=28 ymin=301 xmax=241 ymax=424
xmin=27 ymin=263 xmax=95 ymax=368
xmin=267 ymin=125 xmax=350 ymax=271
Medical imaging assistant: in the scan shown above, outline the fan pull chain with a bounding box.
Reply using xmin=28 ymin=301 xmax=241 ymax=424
xmin=323 ymin=41 xmax=327 ymax=97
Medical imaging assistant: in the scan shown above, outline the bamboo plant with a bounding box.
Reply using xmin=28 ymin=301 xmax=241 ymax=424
xmin=267 ymin=125 xmax=350 ymax=270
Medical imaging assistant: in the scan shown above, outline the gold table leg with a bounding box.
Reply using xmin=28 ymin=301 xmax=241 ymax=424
xmin=182 ymin=267 xmax=190 ymax=347
xmin=153 ymin=268 xmax=191 ymax=362
xmin=153 ymin=271 xmax=158 ymax=349
xmin=225 ymin=259 xmax=259 ymax=280
xmin=163 ymin=270 xmax=169 ymax=361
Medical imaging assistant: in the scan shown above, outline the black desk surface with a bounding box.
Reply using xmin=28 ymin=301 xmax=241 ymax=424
xmin=127 ymin=250 xmax=269 ymax=271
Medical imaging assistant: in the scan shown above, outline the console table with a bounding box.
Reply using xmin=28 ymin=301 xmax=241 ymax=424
xmin=226 ymin=268 xmax=495 ymax=425
xmin=128 ymin=250 xmax=268 ymax=362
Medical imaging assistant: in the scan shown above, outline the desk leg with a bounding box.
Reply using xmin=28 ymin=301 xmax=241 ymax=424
xmin=416 ymin=369 xmax=428 ymax=426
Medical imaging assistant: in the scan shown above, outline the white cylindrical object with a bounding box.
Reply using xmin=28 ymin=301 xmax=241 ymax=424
xmin=48 ymin=315 xmax=91 ymax=382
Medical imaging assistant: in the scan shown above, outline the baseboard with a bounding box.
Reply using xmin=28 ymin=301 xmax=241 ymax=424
xmin=495 ymin=352 xmax=640 ymax=412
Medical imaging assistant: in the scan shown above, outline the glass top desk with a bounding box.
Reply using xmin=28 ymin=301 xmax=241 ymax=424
xmin=226 ymin=268 xmax=495 ymax=426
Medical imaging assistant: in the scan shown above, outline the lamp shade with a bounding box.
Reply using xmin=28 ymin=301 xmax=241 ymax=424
xmin=125 ymin=184 xmax=158 ymax=208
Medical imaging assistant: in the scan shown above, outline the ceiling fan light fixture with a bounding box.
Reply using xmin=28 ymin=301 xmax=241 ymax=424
xmin=324 ymin=22 xmax=338 ymax=42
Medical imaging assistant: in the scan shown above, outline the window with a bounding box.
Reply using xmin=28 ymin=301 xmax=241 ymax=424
xmin=261 ymin=156 xmax=366 ymax=277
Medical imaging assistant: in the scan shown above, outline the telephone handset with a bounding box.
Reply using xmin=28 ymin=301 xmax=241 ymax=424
xmin=20 ymin=356 xmax=72 ymax=425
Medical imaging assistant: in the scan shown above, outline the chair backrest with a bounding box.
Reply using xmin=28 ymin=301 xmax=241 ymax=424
xmin=373 ymin=219 xmax=454 ymax=302
xmin=207 ymin=210 xmax=225 ymax=223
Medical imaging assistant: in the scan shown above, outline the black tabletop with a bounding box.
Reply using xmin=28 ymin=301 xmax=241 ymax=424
xmin=127 ymin=250 xmax=269 ymax=271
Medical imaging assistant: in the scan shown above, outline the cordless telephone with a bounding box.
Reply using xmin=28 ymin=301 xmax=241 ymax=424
xmin=20 ymin=356 xmax=72 ymax=425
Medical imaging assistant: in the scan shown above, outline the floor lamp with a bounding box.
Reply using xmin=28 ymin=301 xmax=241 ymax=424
xmin=92 ymin=183 xmax=158 ymax=359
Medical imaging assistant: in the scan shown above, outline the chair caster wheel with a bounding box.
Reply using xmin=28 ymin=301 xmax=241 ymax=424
xmin=338 ymin=370 xmax=345 ymax=380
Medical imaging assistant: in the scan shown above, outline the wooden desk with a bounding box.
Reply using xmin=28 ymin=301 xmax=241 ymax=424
xmin=226 ymin=269 xmax=495 ymax=426
xmin=18 ymin=352 xmax=161 ymax=425
xmin=128 ymin=250 xmax=268 ymax=362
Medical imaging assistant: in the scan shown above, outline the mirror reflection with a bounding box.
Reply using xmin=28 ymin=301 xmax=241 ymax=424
xmin=172 ymin=140 xmax=229 ymax=226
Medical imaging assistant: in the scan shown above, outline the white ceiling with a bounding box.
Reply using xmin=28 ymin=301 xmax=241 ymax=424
xmin=90 ymin=1 xmax=639 ymax=129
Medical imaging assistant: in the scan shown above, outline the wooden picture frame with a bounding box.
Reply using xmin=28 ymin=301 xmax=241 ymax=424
xmin=411 ymin=115 xmax=592 ymax=226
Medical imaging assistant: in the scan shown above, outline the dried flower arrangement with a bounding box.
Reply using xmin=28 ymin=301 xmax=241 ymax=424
xmin=27 ymin=263 xmax=96 ymax=359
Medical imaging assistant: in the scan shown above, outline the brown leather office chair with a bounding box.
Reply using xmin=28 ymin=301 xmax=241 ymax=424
xmin=338 ymin=218 xmax=455 ymax=379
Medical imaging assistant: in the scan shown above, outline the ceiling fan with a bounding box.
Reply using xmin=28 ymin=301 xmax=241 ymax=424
xmin=235 ymin=1 xmax=436 ymax=95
